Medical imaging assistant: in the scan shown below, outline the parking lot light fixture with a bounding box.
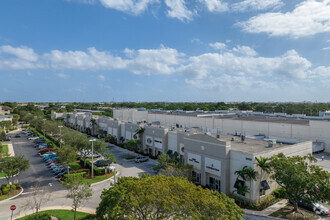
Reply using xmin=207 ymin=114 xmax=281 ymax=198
xmin=43 ymin=119 xmax=46 ymax=137
xmin=58 ymin=126 xmax=63 ymax=148
xmin=89 ymin=138 xmax=96 ymax=179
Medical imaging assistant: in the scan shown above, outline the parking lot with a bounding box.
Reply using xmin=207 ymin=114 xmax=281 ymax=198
xmin=106 ymin=144 xmax=157 ymax=178
xmin=0 ymin=130 xmax=63 ymax=192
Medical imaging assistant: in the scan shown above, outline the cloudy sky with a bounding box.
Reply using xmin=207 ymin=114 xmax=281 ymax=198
xmin=0 ymin=0 xmax=330 ymax=102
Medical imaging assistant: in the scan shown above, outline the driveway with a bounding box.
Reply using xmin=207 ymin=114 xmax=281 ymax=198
xmin=1 ymin=130 xmax=63 ymax=192
xmin=106 ymin=144 xmax=157 ymax=178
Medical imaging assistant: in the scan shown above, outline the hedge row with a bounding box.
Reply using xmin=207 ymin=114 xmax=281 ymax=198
xmin=79 ymin=158 xmax=110 ymax=176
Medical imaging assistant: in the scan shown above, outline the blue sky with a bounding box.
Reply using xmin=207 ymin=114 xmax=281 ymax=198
xmin=0 ymin=0 xmax=330 ymax=102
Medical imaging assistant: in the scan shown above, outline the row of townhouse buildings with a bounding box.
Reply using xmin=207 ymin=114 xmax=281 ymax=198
xmin=51 ymin=110 xmax=313 ymax=203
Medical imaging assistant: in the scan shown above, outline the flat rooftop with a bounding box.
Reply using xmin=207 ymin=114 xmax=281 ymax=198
xmin=148 ymin=110 xmax=311 ymax=125
xmin=185 ymin=130 xmax=295 ymax=154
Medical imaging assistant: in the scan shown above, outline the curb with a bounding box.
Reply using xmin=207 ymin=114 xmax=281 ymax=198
xmin=14 ymin=206 xmax=96 ymax=219
xmin=0 ymin=187 xmax=24 ymax=204
xmin=91 ymin=171 xmax=120 ymax=187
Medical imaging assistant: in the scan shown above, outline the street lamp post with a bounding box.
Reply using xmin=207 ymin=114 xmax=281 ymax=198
xmin=43 ymin=119 xmax=46 ymax=137
xmin=89 ymin=138 xmax=96 ymax=179
xmin=58 ymin=126 xmax=63 ymax=148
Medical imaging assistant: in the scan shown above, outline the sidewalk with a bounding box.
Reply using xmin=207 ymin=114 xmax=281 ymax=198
xmin=244 ymin=199 xmax=288 ymax=216
xmin=7 ymin=143 xmax=15 ymax=156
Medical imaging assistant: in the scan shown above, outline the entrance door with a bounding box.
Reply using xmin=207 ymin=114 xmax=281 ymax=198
xmin=209 ymin=177 xmax=221 ymax=192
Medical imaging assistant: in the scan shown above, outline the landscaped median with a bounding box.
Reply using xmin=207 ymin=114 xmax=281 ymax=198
xmin=16 ymin=209 xmax=96 ymax=220
xmin=0 ymin=184 xmax=23 ymax=202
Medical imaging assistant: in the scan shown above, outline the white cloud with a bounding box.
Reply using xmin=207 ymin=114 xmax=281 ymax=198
xmin=57 ymin=73 xmax=69 ymax=79
xmin=232 ymin=45 xmax=257 ymax=56
xmin=99 ymin=0 xmax=157 ymax=15
xmin=0 ymin=45 xmax=39 ymax=61
xmin=322 ymin=47 xmax=330 ymax=50
xmin=209 ymin=42 xmax=226 ymax=50
xmin=191 ymin=38 xmax=202 ymax=44
xmin=164 ymin=0 xmax=195 ymax=22
xmin=66 ymin=0 xmax=96 ymax=4
xmin=27 ymin=72 xmax=32 ymax=76
xmin=1 ymin=44 xmax=329 ymax=91
xmin=239 ymin=0 xmax=330 ymax=38
xmin=124 ymin=45 xmax=184 ymax=74
xmin=232 ymin=0 xmax=284 ymax=12
xmin=199 ymin=0 xmax=228 ymax=12
xmin=98 ymin=74 xmax=106 ymax=80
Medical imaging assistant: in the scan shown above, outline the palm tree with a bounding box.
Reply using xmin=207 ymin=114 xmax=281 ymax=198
xmin=255 ymin=156 xmax=270 ymax=202
xmin=90 ymin=118 xmax=97 ymax=136
xmin=234 ymin=166 xmax=258 ymax=199
xmin=233 ymin=183 xmax=250 ymax=207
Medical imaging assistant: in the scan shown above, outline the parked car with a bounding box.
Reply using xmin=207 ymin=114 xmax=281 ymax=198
xmin=55 ymin=170 xmax=67 ymax=178
xmin=94 ymin=160 xmax=112 ymax=167
xmin=135 ymin=156 xmax=149 ymax=163
xmin=298 ymin=201 xmax=329 ymax=216
xmin=47 ymin=161 xmax=55 ymax=165
xmin=39 ymin=148 xmax=53 ymax=153
xmin=15 ymin=134 xmax=21 ymax=138
xmin=28 ymin=137 xmax=39 ymax=140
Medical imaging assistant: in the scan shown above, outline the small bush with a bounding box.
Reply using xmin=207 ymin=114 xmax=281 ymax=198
xmin=10 ymin=184 xmax=17 ymax=190
xmin=25 ymin=213 xmax=51 ymax=220
xmin=273 ymin=188 xmax=286 ymax=198
xmin=16 ymin=184 xmax=22 ymax=190
xmin=2 ymin=187 xmax=9 ymax=195
xmin=0 ymin=190 xmax=3 ymax=196
xmin=69 ymin=162 xmax=80 ymax=171
xmin=80 ymin=214 xmax=97 ymax=220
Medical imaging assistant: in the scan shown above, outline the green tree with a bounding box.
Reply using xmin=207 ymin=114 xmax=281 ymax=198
xmin=103 ymin=153 xmax=116 ymax=164
xmin=268 ymin=153 xmax=330 ymax=212
xmin=96 ymin=175 xmax=244 ymax=219
xmin=123 ymin=139 xmax=141 ymax=152
xmin=57 ymin=146 xmax=77 ymax=174
xmin=0 ymin=130 xmax=6 ymax=141
xmin=64 ymin=173 xmax=92 ymax=220
xmin=153 ymin=153 xmax=171 ymax=173
xmin=0 ymin=155 xmax=30 ymax=184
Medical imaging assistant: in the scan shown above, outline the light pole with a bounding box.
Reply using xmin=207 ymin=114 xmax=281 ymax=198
xmin=58 ymin=126 xmax=63 ymax=148
xmin=89 ymin=138 xmax=96 ymax=179
xmin=43 ymin=119 xmax=46 ymax=137
xmin=109 ymin=166 xmax=116 ymax=186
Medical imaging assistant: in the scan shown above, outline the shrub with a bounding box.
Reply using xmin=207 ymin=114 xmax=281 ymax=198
xmin=2 ymin=187 xmax=9 ymax=195
xmin=80 ymin=158 xmax=111 ymax=176
xmin=229 ymin=193 xmax=279 ymax=211
xmin=16 ymin=184 xmax=22 ymax=190
xmin=81 ymin=214 xmax=97 ymax=220
xmin=25 ymin=213 xmax=51 ymax=220
xmin=0 ymin=190 xmax=2 ymax=196
xmin=10 ymin=184 xmax=17 ymax=190
xmin=69 ymin=162 xmax=80 ymax=171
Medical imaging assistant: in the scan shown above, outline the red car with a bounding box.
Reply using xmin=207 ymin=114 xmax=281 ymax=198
xmin=47 ymin=161 xmax=55 ymax=165
xmin=39 ymin=148 xmax=53 ymax=153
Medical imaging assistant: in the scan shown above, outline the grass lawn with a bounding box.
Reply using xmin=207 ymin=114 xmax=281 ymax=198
xmin=0 ymin=172 xmax=5 ymax=178
xmin=270 ymin=205 xmax=319 ymax=220
xmin=84 ymin=173 xmax=114 ymax=185
xmin=0 ymin=144 xmax=9 ymax=156
xmin=0 ymin=188 xmax=22 ymax=201
xmin=69 ymin=161 xmax=80 ymax=171
xmin=17 ymin=209 xmax=93 ymax=220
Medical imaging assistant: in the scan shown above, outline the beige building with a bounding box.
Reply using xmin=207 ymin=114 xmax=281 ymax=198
xmin=52 ymin=110 xmax=314 ymax=202
xmin=113 ymin=109 xmax=330 ymax=153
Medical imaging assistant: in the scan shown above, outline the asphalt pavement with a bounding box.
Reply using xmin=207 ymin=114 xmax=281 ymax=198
xmin=1 ymin=130 xmax=63 ymax=192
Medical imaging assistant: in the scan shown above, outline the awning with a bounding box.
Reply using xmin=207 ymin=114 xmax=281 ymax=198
xmin=260 ymin=180 xmax=270 ymax=190
xmin=234 ymin=179 xmax=245 ymax=189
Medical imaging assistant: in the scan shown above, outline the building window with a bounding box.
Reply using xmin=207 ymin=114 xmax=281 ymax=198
xmin=260 ymin=180 xmax=270 ymax=197
xmin=209 ymin=177 xmax=221 ymax=192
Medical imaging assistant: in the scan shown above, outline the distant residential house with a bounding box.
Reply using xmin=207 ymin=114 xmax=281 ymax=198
xmin=0 ymin=106 xmax=12 ymax=115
